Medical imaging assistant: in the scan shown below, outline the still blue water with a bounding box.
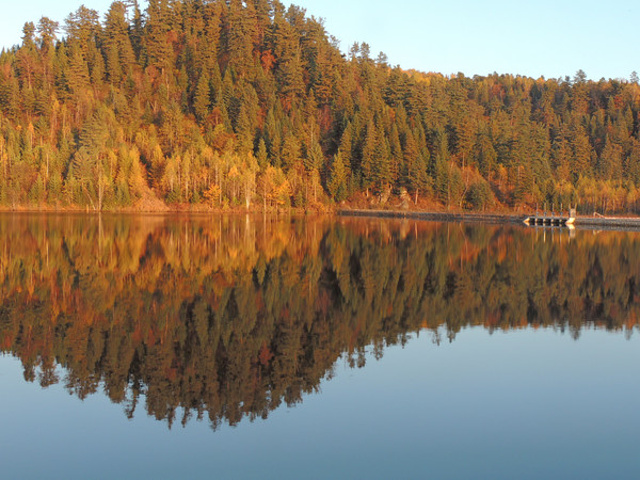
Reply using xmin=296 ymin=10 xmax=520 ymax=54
xmin=2 ymin=327 xmax=639 ymax=479
xmin=0 ymin=214 xmax=639 ymax=479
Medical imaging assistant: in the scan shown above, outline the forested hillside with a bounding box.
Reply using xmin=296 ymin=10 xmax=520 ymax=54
xmin=1 ymin=0 xmax=639 ymax=212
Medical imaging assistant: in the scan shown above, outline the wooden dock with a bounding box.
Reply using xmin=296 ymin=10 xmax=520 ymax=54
xmin=523 ymin=209 xmax=576 ymax=227
xmin=523 ymin=215 xmax=575 ymax=227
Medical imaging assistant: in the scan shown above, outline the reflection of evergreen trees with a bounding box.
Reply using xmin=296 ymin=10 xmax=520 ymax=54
xmin=0 ymin=215 xmax=639 ymax=428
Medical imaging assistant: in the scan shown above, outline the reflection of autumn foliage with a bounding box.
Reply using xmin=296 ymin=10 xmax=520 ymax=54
xmin=1 ymin=215 xmax=639 ymax=428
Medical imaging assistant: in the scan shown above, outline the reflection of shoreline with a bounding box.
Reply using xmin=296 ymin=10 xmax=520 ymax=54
xmin=0 ymin=215 xmax=639 ymax=429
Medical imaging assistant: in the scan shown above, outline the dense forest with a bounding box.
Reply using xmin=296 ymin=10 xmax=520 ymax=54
xmin=1 ymin=215 xmax=638 ymax=428
xmin=1 ymin=0 xmax=640 ymax=212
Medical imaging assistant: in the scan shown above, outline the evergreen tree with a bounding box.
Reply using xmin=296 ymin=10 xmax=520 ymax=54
xmin=328 ymin=149 xmax=348 ymax=201
xmin=194 ymin=72 xmax=211 ymax=122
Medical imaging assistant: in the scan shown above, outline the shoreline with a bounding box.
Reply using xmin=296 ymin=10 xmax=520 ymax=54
xmin=4 ymin=206 xmax=640 ymax=231
xmin=338 ymin=208 xmax=640 ymax=231
xmin=0 ymin=205 xmax=329 ymax=216
xmin=338 ymin=209 xmax=526 ymax=225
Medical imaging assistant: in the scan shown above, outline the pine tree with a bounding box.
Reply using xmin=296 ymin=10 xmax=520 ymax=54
xmin=305 ymin=140 xmax=323 ymax=173
xmin=223 ymin=0 xmax=256 ymax=78
xmin=104 ymin=2 xmax=136 ymax=85
xmin=328 ymin=149 xmax=348 ymax=201
xmin=144 ymin=0 xmax=174 ymax=73
xmin=194 ymin=72 xmax=211 ymax=122
xmin=361 ymin=119 xmax=377 ymax=192
xmin=598 ymin=136 xmax=623 ymax=181
xmin=281 ymin=134 xmax=301 ymax=170
xmin=570 ymin=125 xmax=593 ymax=181
xmin=36 ymin=17 xmax=59 ymax=52
xmin=256 ymin=138 xmax=268 ymax=169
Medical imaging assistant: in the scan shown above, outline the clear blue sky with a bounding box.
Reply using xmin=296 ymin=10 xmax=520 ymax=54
xmin=1 ymin=0 xmax=637 ymax=81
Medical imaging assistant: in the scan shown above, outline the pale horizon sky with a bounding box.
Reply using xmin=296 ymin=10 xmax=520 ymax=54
xmin=0 ymin=0 xmax=637 ymax=81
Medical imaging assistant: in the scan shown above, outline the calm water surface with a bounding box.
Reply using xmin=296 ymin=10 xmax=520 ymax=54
xmin=0 ymin=214 xmax=639 ymax=479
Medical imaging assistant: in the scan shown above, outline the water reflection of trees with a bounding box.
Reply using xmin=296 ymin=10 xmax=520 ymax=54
xmin=0 ymin=214 xmax=638 ymax=428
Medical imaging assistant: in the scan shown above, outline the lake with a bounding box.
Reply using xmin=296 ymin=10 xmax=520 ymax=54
xmin=1 ymin=213 xmax=639 ymax=479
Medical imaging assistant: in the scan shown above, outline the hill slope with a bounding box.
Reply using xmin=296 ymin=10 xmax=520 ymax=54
xmin=0 ymin=0 xmax=639 ymax=212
